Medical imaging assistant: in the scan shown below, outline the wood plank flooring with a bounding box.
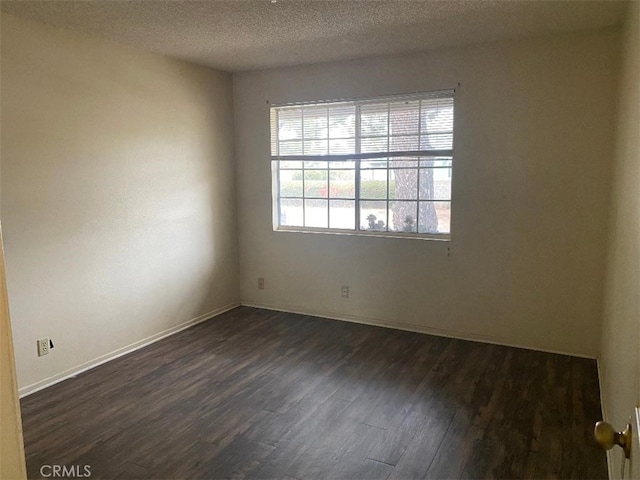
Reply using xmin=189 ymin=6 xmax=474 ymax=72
xmin=20 ymin=307 xmax=607 ymax=479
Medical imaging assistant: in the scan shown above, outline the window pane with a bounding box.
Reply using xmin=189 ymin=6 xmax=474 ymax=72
xmin=361 ymin=136 xmax=388 ymax=153
xmin=329 ymin=200 xmax=355 ymax=229
xmin=279 ymin=140 xmax=302 ymax=155
xmin=304 ymin=161 xmax=328 ymax=169
xmin=279 ymin=170 xmax=303 ymax=197
xmin=389 ymin=158 xmax=418 ymax=168
xmin=390 ymin=135 xmax=419 ymax=151
xmin=361 ymin=104 xmax=388 ymax=137
xmin=362 ymin=159 xmax=388 ymax=169
xmin=421 ymin=98 xmax=454 ymax=133
xmin=329 ymin=138 xmax=355 ymax=154
xmin=280 ymin=161 xmax=303 ymax=169
xmin=280 ymin=199 xmax=303 ymax=227
xmin=419 ymin=201 xmax=450 ymax=234
xmin=329 ymin=105 xmax=356 ymax=139
xmin=304 ymin=140 xmax=328 ymax=155
xmin=305 ymin=199 xmax=328 ymax=228
xmin=421 ymin=133 xmax=453 ymax=151
xmin=420 ymin=97 xmax=454 ymax=150
xmin=360 ymin=170 xmax=388 ymax=199
xmin=420 ymin=157 xmax=452 ymax=168
xmin=419 ymin=168 xmax=451 ymax=200
xmin=360 ymin=201 xmax=387 ymax=231
xmin=389 ymin=169 xmax=418 ymax=200
xmin=303 ymin=107 xmax=328 ymax=139
xmin=330 ymin=160 xmax=356 ymax=169
xmin=304 ymin=170 xmax=328 ymax=198
xmin=389 ymin=201 xmax=418 ymax=232
xmin=389 ymin=101 xmax=420 ymax=135
xmin=329 ymin=170 xmax=355 ymax=198
xmin=278 ymin=108 xmax=303 ymax=140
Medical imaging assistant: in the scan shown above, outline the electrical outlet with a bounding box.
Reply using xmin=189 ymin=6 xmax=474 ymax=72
xmin=37 ymin=337 xmax=50 ymax=357
xmin=341 ymin=286 xmax=349 ymax=298
xmin=258 ymin=277 xmax=265 ymax=290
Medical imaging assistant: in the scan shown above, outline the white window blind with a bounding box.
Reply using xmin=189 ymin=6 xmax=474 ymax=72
xmin=270 ymin=90 xmax=455 ymax=237
xmin=271 ymin=90 xmax=454 ymax=161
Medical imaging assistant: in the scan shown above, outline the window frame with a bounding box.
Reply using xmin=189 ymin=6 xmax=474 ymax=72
xmin=270 ymin=90 xmax=455 ymax=240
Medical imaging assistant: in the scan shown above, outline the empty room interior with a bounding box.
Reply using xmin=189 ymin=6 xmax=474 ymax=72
xmin=1 ymin=0 xmax=639 ymax=479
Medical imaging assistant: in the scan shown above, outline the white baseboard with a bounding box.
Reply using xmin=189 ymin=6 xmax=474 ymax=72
xmin=241 ymin=300 xmax=597 ymax=360
xmin=18 ymin=303 xmax=240 ymax=398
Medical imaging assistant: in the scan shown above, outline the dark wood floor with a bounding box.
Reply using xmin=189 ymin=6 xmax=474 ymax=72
xmin=21 ymin=306 xmax=607 ymax=480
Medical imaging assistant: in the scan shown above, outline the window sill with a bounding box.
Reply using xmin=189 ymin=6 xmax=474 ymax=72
xmin=275 ymin=226 xmax=451 ymax=241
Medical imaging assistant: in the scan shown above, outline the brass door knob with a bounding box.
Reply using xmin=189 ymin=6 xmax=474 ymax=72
xmin=594 ymin=421 xmax=632 ymax=458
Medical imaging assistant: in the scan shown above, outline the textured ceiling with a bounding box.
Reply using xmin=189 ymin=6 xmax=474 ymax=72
xmin=0 ymin=0 xmax=628 ymax=72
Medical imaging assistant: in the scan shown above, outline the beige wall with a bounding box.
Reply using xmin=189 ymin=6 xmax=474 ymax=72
xmin=233 ymin=29 xmax=619 ymax=357
xmin=1 ymin=14 xmax=240 ymax=393
xmin=599 ymin=2 xmax=640 ymax=478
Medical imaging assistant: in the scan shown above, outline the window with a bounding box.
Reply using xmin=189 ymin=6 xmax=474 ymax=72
xmin=270 ymin=90 xmax=454 ymax=238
